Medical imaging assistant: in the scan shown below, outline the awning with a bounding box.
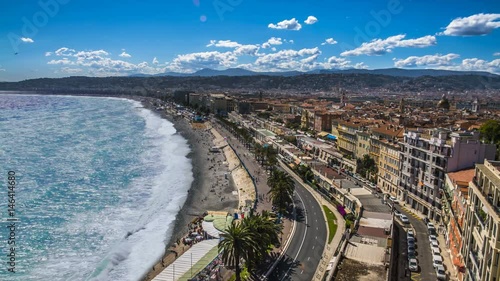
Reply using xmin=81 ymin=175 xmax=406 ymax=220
xmin=317 ymin=131 xmax=329 ymax=137
xmin=327 ymin=134 xmax=337 ymax=140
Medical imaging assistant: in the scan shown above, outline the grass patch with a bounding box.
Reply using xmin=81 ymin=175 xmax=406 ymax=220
xmin=323 ymin=205 xmax=338 ymax=243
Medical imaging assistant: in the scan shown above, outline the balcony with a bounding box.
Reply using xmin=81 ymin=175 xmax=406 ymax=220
xmin=469 ymin=250 xmax=480 ymax=270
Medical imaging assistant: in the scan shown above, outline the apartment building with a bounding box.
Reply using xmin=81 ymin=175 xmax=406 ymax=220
xmin=337 ymin=120 xmax=365 ymax=157
xmin=461 ymin=160 xmax=500 ymax=281
xmin=399 ymin=129 xmax=496 ymax=222
xmin=444 ymin=169 xmax=474 ymax=281
xmin=355 ymin=131 xmax=370 ymax=159
xmin=379 ymin=140 xmax=401 ymax=196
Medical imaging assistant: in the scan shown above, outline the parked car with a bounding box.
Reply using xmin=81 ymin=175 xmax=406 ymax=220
xmin=423 ymin=217 xmax=430 ymax=224
xmin=408 ymin=245 xmax=416 ymax=258
xmin=432 ymin=254 xmax=443 ymax=268
xmin=409 ymin=258 xmax=418 ymax=272
xmin=407 ymin=229 xmax=415 ymax=240
xmin=429 ymin=234 xmax=439 ymax=248
xmin=430 ymin=245 xmax=441 ymax=255
xmin=376 ymin=187 xmax=382 ymax=193
xmin=394 ymin=209 xmax=401 ymax=216
xmin=389 ymin=196 xmax=399 ymax=204
xmin=407 ymin=239 xmax=415 ymax=248
xmin=400 ymin=214 xmax=410 ymax=224
xmin=435 ymin=265 xmax=446 ymax=280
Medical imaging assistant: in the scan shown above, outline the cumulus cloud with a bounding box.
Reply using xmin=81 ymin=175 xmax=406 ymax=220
xmin=341 ymin=34 xmax=436 ymax=56
xmin=442 ymin=13 xmax=500 ymax=36
xmin=394 ymin=53 xmax=500 ymax=74
xmin=206 ymin=40 xmax=242 ymax=48
xmin=321 ymin=38 xmax=338 ymax=45
xmin=494 ymin=52 xmax=500 ymax=56
xmin=119 ymin=51 xmax=131 ymax=58
xmin=21 ymin=37 xmax=34 ymax=43
xmin=152 ymin=57 xmax=159 ymax=65
xmin=45 ymin=52 xmax=52 ymax=56
xmin=46 ymin=47 xmax=167 ymax=76
xmin=268 ymin=18 xmax=302 ymax=30
xmin=169 ymin=51 xmax=238 ymax=72
xmin=394 ymin=53 xmax=460 ymax=67
xmin=262 ymin=37 xmax=283 ymax=49
xmin=304 ymin=16 xmax=318 ymax=25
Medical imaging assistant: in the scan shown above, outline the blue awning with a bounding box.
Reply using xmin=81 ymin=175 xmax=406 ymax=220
xmin=327 ymin=134 xmax=337 ymax=140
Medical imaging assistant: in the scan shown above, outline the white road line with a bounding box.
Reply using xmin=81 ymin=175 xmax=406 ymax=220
xmin=281 ymin=190 xmax=308 ymax=281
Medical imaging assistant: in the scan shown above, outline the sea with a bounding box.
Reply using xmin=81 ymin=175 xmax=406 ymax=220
xmin=0 ymin=93 xmax=193 ymax=281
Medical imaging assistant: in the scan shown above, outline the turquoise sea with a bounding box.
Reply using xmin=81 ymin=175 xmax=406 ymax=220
xmin=0 ymin=93 xmax=193 ymax=281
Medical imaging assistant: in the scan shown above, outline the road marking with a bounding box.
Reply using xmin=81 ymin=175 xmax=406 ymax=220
xmin=312 ymin=245 xmax=315 ymax=249
xmin=281 ymin=189 xmax=308 ymax=281
xmin=301 ymin=270 xmax=304 ymax=274
xmin=308 ymin=257 xmax=310 ymax=261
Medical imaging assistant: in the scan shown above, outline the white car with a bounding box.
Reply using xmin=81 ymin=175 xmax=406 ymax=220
xmin=432 ymin=254 xmax=443 ymax=268
xmin=389 ymin=196 xmax=399 ymax=204
xmin=430 ymin=245 xmax=441 ymax=255
xmin=407 ymin=229 xmax=415 ymax=240
xmin=429 ymin=234 xmax=439 ymax=247
xmin=409 ymin=258 xmax=418 ymax=272
xmin=435 ymin=265 xmax=446 ymax=280
xmin=400 ymin=214 xmax=410 ymax=224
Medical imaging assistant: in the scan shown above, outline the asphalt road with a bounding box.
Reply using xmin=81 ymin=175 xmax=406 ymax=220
xmin=270 ymin=164 xmax=327 ymax=281
xmin=394 ymin=205 xmax=437 ymax=281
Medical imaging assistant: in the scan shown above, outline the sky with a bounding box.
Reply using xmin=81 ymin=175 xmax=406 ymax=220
xmin=0 ymin=0 xmax=499 ymax=81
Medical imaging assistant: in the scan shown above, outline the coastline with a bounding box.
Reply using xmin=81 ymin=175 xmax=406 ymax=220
xmin=137 ymin=97 xmax=240 ymax=280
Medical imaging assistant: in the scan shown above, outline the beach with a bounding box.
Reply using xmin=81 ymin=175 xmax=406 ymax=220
xmin=138 ymin=97 xmax=252 ymax=280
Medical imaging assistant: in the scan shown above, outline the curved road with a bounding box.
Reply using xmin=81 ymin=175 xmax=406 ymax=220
xmin=271 ymin=164 xmax=327 ymax=281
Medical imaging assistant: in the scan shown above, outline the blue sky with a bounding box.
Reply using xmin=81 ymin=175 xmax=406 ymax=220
xmin=1 ymin=0 xmax=499 ymax=81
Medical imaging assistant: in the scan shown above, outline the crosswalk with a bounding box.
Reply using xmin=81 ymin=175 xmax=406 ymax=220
xmin=401 ymin=206 xmax=421 ymax=219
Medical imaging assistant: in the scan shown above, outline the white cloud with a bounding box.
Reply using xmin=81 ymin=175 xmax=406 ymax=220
xmin=152 ymin=57 xmax=159 ymax=65
xmin=321 ymin=38 xmax=338 ymax=45
xmin=494 ymin=52 xmax=500 ymax=56
xmin=341 ymin=34 xmax=436 ymax=56
xmin=262 ymin=37 xmax=283 ymax=49
xmin=268 ymin=18 xmax=302 ymax=31
xmin=271 ymin=47 xmax=277 ymax=52
xmin=0 ymin=68 xmax=5 ymax=72
xmin=442 ymin=13 xmax=500 ymax=36
xmin=254 ymin=47 xmax=321 ymax=71
xmin=206 ymin=40 xmax=242 ymax=48
xmin=47 ymin=47 xmax=168 ymax=76
xmin=304 ymin=16 xmax=318 ymax=25
xmin=60 ymin=67 xmax=83 ymax=74
xmin=119 ymin=51 xmax=131 ymax=58
xmin=233 ymin=45 xmax=260 ymax=56
xmin=288 ymin=39 xmax=294 ymax=44
xmin=21 ymin=37 xmax=34 ymax=43
xmin=45 ymin=52 xmax=52 ymax=56
xmin=169 ymin=51 xmax=238 ymax=72
xmin=394 ymin=53 xmax=460 ymax=67
xmin=55 ymin=47 xmax=76 ymax=56
xmin=454 ymin=58 xmax=500 ymax=73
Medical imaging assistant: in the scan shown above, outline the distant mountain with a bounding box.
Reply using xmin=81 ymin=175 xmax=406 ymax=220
xmin=130 ymin=67 xmax=497 ymax=78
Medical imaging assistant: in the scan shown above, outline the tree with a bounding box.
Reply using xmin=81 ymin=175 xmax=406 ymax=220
xmin=219 ymin=223 xmax=259 ymax=281
xmin=479 ymin=120 xmax=500 ymax=144
xmin=356 ymin=155 xmax=377 ymax=178
xmin=267 ymin=170 xmax=295 ymax=215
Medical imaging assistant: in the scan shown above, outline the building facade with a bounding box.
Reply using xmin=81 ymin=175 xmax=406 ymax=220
xmin=399 ymin=129 xmax=496 ymax=222
xmin=461 ymin=160 xmax=500 ymax=281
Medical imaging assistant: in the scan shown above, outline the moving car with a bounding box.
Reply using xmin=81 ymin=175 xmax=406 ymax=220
xmin=409 ymin=258 xmax=418 ymax=272
xmin=435 ymin=265 xmax=446 ymax=280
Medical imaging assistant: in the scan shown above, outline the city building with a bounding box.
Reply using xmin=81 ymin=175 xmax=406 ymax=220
xmin=443 ymin=169 xmax=474 ymax=281
xmin=399 ymin=129 xmax=496 ymax=222
xmin=461 ymin=160 xmax=500 ymax=281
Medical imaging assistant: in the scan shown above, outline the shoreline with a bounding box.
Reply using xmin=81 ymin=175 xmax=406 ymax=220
xmin=137 ymin=97 xmax=240 ymax=280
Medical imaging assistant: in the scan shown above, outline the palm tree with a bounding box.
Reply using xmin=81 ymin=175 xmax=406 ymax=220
xmin=267 ymin=170 xmax=295 ymax=215
xmin=219 ymin=223 xmax=259 ymax=281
